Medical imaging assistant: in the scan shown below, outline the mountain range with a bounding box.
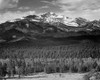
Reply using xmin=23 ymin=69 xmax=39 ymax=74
xmin=0 ymin=12 xmax=100 ymax=43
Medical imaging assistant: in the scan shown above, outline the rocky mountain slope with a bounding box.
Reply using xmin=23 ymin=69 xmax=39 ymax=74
xmin=0 ymin=12 xmax=100 ymax=43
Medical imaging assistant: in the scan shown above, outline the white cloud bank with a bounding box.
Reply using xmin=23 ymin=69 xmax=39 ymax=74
xmin=42 ymin=0 xmax=100 ymax=20
xmin=0 ymin=0 xmax=36 ymax=23
xmin=0 ymin=11 xmax=35 ymax=23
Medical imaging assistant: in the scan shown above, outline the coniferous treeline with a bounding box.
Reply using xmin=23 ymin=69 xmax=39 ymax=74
xmin=0 ymin=41 xmax=100 ymax=59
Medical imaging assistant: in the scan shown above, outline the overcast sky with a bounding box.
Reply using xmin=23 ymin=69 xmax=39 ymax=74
xmin=0 ymin=0 xmax=100 ymax=23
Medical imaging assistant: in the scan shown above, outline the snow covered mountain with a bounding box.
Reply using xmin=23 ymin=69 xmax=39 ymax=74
xmin=41 ymin=12 xmax=78 ymax=27
xmin=23 ymin=12 xmax=78 ymax=27
xmin=0 ymin=12 xmax=100 ymax=43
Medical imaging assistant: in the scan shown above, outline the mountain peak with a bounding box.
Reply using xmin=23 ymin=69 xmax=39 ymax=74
xmin=41 ymin=12 xmax=57 ymax=18
xmin=47 ymin=12 xmax=56 ymax=15
xmin=40 ymin=12 xmax=79 ymax=27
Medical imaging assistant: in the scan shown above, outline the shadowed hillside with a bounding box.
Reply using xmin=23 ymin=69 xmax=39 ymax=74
xmin=0 ymin=35 xmax=100 ymax=59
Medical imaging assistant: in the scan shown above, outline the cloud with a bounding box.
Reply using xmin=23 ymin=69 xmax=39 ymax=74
xmin=18 ymin=7 xmax=30 ymax=10
xmin=46 ymin=0 xmax=100 ymax=11
xmin=0 ymin=0 xmax=19 ymax=10
xmin=0 ymin=10 xmax=35 ymax=23
xmin=58 ymin=9 xmax=100 ymax=20
xmin=41 ymin=1 xmax=51 ymax=4
xmin=39 ymin=5 xmax=49 ymax=9
xmin=42 ymin=0 xmax=100 ymax=20
xmin=57 ymin=0 xmax=100 ymax=20
xmin=41 ymin=0 xmax=58 ymax=5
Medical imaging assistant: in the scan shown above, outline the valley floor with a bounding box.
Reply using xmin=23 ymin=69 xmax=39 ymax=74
xmin=7 ymin=73 xmax=86 ymax=80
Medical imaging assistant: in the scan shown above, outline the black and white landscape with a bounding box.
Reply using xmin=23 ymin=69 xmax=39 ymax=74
xmin=0 ymin=12 xmax=100 ymax=58
xmin=0 ymin=0 xmax=100 ymax=80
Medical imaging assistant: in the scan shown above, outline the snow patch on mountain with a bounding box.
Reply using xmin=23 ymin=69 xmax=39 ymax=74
xmin=41 ymin=12 xmax=78 ymax=27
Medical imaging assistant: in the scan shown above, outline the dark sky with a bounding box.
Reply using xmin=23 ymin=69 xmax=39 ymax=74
xmin=0 ymin=0 xmax=100 ymax=23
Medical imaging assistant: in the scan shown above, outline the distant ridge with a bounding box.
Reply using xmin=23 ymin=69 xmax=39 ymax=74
xmin=0 ymin=12 xmax=100 ymax=43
